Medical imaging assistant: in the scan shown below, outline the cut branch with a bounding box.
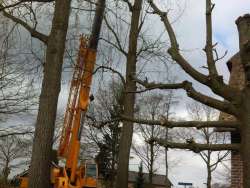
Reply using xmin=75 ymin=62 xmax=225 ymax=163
xmin=133 ymin=76 xmax=184 ymax=91
xmin=121 ymin=115 xmax=240 ymax=129
xmin=134 ymin=77 xmax=238 ymax=116
xmin=184 ymin=82 xmax=238 ymax=116
xmin=205 ymin=0 xmax=218 ymax=76
xmin=153 ymin=138 xmax=240 ymax=152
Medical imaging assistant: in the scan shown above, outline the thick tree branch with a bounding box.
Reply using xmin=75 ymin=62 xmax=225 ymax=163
xmin=1 ymin=5 xmax=48 ymax=44
xmin=153 ymin=138 xmax=240 ymax=152
xmin=184 ymin=82 xmax=238 ymax=116
xmin=133 ymin=76 xmax=184 ymax=91
xmin=148 ymin=0 xmax=207 ymax=84
xmin=148 ymin=0 xmax=241 ymax=103
xmin=134 ymin=77 xmax=238 ymax=116
xmin=121 ymin=115 xmax=240 ymax=129
xmin=205 ymin=0 xmax=218 ymax=76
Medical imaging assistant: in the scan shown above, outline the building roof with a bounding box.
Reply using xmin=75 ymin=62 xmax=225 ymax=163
xmin=128 ymin=171 xmax=172 ymax=186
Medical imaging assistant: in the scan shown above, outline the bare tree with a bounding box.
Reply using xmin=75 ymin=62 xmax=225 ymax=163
xmin=0 ymin=135 xmax=32 ymax=184
xmin=0 ymin=14 xmax=37 ymax=119
xmin=186 ymin=102 xmax=230 ymax=188
xmin=98 ymin=1 xmax=170 ymax=187
xmin=132 ymin=93 xmax=167 ymax=186
xmin=114 ymin=1 xmax=143 ymax=187
xmin=163 ymin=91 xmax=178 ymax=188
xmin=214 ymin=161 xmax=231 ymax=184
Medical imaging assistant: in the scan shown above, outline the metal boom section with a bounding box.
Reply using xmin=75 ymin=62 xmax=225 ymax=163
xmin=57 ymin=36 xmax=97 ymax=182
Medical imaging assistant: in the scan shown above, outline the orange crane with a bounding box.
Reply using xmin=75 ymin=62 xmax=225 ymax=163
xmin=51 ymin=35 xmax=98 ymax=188
xmin=19 ymin=0 xmax=105 ymax=187
xmin=52 ymin=36 xmax=97 ymax=188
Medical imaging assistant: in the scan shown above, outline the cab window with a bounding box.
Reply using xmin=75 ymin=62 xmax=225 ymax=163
xmin=85 ymin=164 xmax=96 ymax=178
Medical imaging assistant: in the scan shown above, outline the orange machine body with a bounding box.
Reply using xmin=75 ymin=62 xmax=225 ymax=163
xmin=20 ymin=162 xmax=97 ymax=188
xmin=19 ymin=36 xmax=98 ymax=188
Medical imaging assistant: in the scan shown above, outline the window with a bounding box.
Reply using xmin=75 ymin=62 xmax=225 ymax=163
xmin=85 ymin=164 xmax=97 ymax=178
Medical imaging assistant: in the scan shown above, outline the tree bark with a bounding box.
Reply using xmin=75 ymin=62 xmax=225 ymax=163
xmin=207 ymin=155 xmax=211 ymax=188
xmin=149 ymin=139 xmax=154 ymax=186
xmin=3 ymin=160 xmax=10 ymax=184
xmin=116 ymin=1 xmax=142 ymax=188
xmin=28 ymin=1 xmax=71 ymax=188
xmin=165 ymin=128 xmax=169 ymax=188
xmin=236 ymin=14 xmax=250 ymax=188
xmin=88 ymin=0 xmax=106 ymax=50
xmin=207 ymin=167 xmax=212 ymax=188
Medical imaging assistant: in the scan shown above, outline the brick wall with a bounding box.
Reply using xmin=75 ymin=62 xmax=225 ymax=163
xmin=220 ymin=53 xmax=244 ymax=188
xmin=231 ymin=151 xmax=243 ymax=188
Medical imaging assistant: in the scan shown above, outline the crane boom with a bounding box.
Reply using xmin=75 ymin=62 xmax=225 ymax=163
xmin=58 ymin=36 xmax=97 ymax=182
xmin=58 ymin=36 xmax=89 ymax=158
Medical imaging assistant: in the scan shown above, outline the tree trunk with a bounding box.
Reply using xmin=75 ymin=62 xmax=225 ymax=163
xmin=116 ymin=1 xmax=142 ymax=188
xmin=149 ymin=126 xmax=154 ymax=187
xmin=165 ymin=128 xmax=169 ymax=188
xmin=88 ymin=0 xmax=106 ymax=50
xmin=207 ymin=164 xmax=211 ymax=188
xmin=149 ymin=142 xmax=154 ymax=185
xmin=2 ymin=160 xmax=9 ymax=185
xmin=28 ymin=1 xmax=71 ymax=188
